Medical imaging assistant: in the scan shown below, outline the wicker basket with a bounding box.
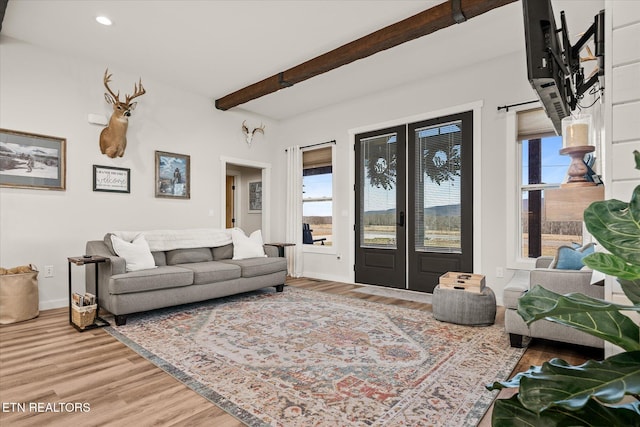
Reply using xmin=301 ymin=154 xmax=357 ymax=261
xmin=72 ymin=304 xmax=97 ymax=329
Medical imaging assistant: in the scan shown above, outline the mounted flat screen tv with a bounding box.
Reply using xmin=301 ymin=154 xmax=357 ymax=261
xmin=522 ymin=0 xmax=571 ymax=135
xmin=522 ymin=0 xmax=604 ymax=135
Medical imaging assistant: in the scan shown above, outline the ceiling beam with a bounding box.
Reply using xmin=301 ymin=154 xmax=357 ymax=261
xmin=215 ymin=0 xmax=517 ymax=111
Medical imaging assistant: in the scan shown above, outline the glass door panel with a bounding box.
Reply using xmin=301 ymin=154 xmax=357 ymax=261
xmin=360 ymin=133 xmax=397 ymax=248
xmin=414 ymin=121 xmax=462 ymax=254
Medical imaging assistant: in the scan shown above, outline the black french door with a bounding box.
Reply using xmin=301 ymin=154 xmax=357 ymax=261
xmin=354 ymin=126 xmax=406 ymax=288
xmin=355 ymin=111 xmax=474 ymax=293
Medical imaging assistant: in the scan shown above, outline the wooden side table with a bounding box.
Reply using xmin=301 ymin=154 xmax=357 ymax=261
xmin=265 ymin=243 xmax=295 ymax=257
xmin=68 ymin=256 xmax=110 ymax=332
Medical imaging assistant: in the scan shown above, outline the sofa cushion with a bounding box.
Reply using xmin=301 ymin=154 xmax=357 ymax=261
xmin=111 ymin=234 xmax=157 ymax=272
xmin=212 ymin=243 xmax=234 ymax=260
xmin=152 ymin=251 xmax=167 ymax=266
xmin=109 ymin=266 xmax=193 ymax=294
xmin=104 ymin=233 xmax=116 ymax=255
xmin=220 ymin=257 xmax=286 ymax=278
xmin=166 ymin=247 xmax=213 ymax=265
xmin=176 ymin=261 xmax=241 ymax=285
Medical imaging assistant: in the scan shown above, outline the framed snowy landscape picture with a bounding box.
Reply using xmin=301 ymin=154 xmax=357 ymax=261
xmin=0 ymin=128 xmax=66 ymax=191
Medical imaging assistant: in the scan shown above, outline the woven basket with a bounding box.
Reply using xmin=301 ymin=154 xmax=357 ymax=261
xmin=72 ymin=304 xmax=96 ymax=329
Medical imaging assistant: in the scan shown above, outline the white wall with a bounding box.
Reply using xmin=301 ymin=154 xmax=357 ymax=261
xmin=603 ymin=0 xmax=640 ymax=355
xmin=0 ymin=38 xmax=277 ymax=309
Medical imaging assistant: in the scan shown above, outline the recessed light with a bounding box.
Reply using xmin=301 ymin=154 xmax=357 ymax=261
xmin=96 ymin=16 xmax=112 ymax=26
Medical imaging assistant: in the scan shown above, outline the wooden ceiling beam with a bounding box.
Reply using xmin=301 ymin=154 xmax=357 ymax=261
xmin=215 ymin=0 xmax=517 ymax=111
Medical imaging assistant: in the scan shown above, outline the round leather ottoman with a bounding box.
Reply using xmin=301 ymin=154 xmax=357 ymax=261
xmin=432 ymin=285 xmax=496 ymax=326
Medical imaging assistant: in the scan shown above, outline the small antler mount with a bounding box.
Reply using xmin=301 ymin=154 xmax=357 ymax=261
xmin=241 ymin=120 xmax=265 ymax=147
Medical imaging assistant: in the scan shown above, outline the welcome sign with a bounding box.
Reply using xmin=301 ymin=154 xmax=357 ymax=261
xmin=93 ymin=165 xmax=130 ymax=193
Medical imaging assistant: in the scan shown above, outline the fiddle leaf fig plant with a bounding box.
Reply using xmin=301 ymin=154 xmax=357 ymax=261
xmin=486 ymin=150 xmax=640 ymax=426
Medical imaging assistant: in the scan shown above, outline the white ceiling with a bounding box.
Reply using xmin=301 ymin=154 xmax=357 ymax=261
xmin=0 ymin=1 xmax=598 ymax=120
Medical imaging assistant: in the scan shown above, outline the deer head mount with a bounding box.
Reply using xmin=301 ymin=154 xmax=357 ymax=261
xmin=241 ymin=120 xmax=265 ymax=146
xmin=99 ymin=69 xmax=146 ymax=158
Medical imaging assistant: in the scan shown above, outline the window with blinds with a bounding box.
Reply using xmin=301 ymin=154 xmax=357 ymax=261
xmin=517 ymin=108 xmax=581 ymax=258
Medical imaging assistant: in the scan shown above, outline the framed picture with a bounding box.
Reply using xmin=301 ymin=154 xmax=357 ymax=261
xmin=248 ymin=181 xmax=262 ymax=212
xmin=155 ymin=150 xmax=190 ymax=199
xmin=93 ymin=165 xmax=130 ymax=193
xmin=0 ymin=128 xmax=66 ymax=190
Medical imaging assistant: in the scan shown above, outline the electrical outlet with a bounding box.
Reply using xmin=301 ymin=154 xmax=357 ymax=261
xmin=496 ymin=267 xmax=504 ymax=278
xmin=44 ymin=265 xmax=54 ymax=278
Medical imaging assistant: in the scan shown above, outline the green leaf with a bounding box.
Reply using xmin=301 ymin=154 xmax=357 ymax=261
xmin=620 ymin=278 xmax=640 ymax=305
xmin=583 ymin=252 xmax=640 ymax=281
xmin=518 ymin=285 xmax=640 ymax=351
xmin=584 ymin=185 xmax=640 ymax=266
xmin=518 ymin=352 xmax=640 ymax=412
xmin=634 ymin=149 xmax=640 ymax=171
xmin=487 ymin=365 xmax=541 ymax=391
xmin=491 ymin=394 xmax=640 ymax=427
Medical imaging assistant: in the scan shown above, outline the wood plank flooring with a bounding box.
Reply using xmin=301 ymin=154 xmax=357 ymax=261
xmin=0 ymin=278 xmax=603 ymax=426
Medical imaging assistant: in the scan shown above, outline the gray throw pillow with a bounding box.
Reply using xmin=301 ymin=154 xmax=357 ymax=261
xmin=152 ymin=251 xmax=167 ymax=266
xmin=212 ymin=243 xmax=234 ymax=260
xmin=166 ymin=248 xmax=213 ymax=265
xmin=103 ymin=233 xmax=116 ymax=255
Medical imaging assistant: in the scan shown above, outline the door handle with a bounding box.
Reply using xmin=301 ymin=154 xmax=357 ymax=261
xmin=397 ymin=211 xmax=405 ymax=227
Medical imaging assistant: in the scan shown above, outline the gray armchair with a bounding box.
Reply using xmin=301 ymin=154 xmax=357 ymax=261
xmin=504 ymin=256 xmax=604 ymax=349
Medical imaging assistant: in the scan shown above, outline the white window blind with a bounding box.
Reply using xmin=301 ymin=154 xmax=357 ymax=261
xmin=517 ymin=108 xmax=556 ymax=141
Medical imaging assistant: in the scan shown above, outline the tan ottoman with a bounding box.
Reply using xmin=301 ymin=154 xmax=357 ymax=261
xmin=432 ymin=285 xmax=496 ymax=326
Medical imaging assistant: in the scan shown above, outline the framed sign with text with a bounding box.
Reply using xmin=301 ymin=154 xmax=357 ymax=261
xmin=93 ymin=165 xmax=130 ymax=193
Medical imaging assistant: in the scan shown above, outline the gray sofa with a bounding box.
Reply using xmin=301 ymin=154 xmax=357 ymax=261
xmin=85 ymin=232 xmax=287 ymax=326
xmin=504 ymin=256 xmax=604 ymax=349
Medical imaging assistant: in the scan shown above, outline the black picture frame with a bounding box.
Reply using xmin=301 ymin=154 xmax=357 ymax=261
xmin=93 ymin=165 xmax=131 ymax=193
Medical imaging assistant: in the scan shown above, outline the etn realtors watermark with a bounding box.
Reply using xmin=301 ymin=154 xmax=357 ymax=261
xmin=2 ymin=402 xmax=90 ymax=413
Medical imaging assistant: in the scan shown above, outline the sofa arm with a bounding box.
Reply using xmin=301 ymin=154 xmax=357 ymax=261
xmin=503 ymin=270 xmax=531 ymax=309
xmin=263 ymin=245 xmax=279 ymax=258
xmin=535 ymin=256 xmax=555 ymax=268
xmin=530 ymin=268 xmax=603 ymax=299
xmin=85 ymin=240 xmax=126 ymax=300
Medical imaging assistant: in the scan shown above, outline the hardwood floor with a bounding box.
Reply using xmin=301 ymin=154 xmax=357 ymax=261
xmin=0 ymin=278 xmax=603 ymax=426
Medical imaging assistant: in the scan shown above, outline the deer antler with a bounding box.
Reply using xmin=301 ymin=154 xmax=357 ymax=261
xmin=125 ymin=78 xmax=146 ymax=104
xmin=253 ymin=123 xmax=265 ymax=135
xmin=103 ymin=68 xmax=120 ymax=102
xmin=241 ymin=121 xmax=265 ymax=146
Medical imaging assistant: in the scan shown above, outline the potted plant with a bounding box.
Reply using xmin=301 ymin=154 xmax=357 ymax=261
xmin=487 ymin=151 xmax=640 ymax=426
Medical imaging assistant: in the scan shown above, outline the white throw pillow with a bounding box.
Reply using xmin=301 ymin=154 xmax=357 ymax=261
xmin=232 ymin=229 xmax=266 ymax=260
xmin=110 ymin=234 xmax=157 ymax=272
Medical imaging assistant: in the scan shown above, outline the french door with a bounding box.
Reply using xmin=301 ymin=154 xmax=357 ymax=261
xmin=355 ymin=111 xmax=473 ymax=293
xmin=354 ymin=126 xmax=406 ymax=288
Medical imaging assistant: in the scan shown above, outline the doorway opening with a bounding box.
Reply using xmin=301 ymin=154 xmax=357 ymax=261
xmin=220 ymin=157 xmax=271 ymax=240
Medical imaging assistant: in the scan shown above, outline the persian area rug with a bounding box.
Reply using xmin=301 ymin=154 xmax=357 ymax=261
xmin=352 ymin=286 xmax=433 ymax=304
xmin=105 ymin=287 xmax=524 ymax=427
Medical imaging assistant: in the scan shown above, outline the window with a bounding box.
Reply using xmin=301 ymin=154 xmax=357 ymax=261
xmin=517 ymin=109 xmax=581 ymax=259
xmin=302 ymin=146 xmax=333 ymax=247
